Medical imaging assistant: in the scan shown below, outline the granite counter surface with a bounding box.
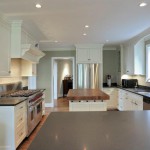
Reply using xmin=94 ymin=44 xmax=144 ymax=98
xmin=118 ymin=86 xmax=150 ymax=98
xmin=67 ymin=89 xmax=109 ymax=100
xmin=0 ymin=97 xmax=27 ymax=106
xmin=28 ymin=111 xmax=150 ymax=150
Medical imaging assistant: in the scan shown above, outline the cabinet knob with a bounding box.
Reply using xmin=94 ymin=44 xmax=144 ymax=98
xmin=9 ymin=71 xmax=11 ymax=73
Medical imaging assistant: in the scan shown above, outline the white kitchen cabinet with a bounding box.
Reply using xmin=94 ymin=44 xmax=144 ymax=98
xmin=118 ymin=89 xmax=143 ymax=111
xmin=10 ymin=58 xmax=21 ymax=77
xmin=103 ymin=88 xmax=118 ymax=109
xmin=76 ymin=48 xmax=101 ymax=63
xmin=0 ymin=20 xmax=11 ymax=76
xmin=123 ymin=39 xmax=145 ymax=75
xmin=76 ymin=44 xmax=103 ymax=63
xmin=0 ymin=101 xmax=27 ymax=150
xmin=21 ymin=59 xmax=37 ymax=76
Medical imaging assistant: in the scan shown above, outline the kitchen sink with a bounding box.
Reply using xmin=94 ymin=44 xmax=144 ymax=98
xmin=137 ymin=91 xmax=150 ymax=97
xmin=137 ymin=91 xmax=150 ymax=94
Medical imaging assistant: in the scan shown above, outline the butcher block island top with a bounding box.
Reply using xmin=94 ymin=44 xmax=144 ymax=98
xmin=67 ymin=89 xmax=110 ymax=100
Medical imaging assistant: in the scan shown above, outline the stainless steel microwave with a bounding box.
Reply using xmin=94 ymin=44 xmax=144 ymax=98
xmin=122 ymin=79 xmax=138 ymax=88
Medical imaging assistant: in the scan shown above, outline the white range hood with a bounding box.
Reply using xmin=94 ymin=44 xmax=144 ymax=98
xmin=11 ymin=21 xmax=45 ymax=63
xmin=22 ymin=44 xmax=45 ymax=63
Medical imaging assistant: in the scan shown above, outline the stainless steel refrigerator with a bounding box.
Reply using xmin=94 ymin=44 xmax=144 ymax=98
xmin=77 ymin=64 xmax=100 ymax=89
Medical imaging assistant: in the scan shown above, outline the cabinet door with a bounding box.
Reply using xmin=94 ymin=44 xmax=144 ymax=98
xmin=21 ymin=59 xmax=37 ymax=76
xmin=103 ymin=88 xmax=118 ymax=109
xmin=131 ymin=93 xmax=143 ymax=110
xmin=0 ymin=22 xmax=11 ymax=76
xmin=134 ymin=39 xmax=145 ymax=75
xmin=123 ymin=44 xmax=134 ymax=75
xmin=89 ymin=49 xmax=101 ymax=63
xmin=15 ymin=101 xmax=27 ymax=148
xmin=76 ymin=49 xmax=89 ymax=62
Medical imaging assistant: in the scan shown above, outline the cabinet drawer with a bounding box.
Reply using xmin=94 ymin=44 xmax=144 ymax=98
xmin=15 ymin=101 xmax=26 ymax=113
xmin=15 ymin=112 xmax=25 ymax=127
xmin=15 ymin=121 xmax=26 ymax=147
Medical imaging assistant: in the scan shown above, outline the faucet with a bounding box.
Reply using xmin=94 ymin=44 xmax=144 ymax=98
xmin=134 ymin=81 xmax=138 ymax=89
xmin=146 ymin=78 xmax=150 ymax=82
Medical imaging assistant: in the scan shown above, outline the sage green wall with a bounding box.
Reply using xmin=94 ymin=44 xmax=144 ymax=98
xmin=57 ymin=59 xmax=73 ymax=97
xmin=37 ymin=51 xmax=76 ymax=104
xmin=103 ymin=50 xmax=120 ymax=83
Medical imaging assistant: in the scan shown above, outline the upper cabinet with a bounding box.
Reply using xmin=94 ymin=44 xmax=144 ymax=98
xmin=21 ymin=59 xmax=37 ymax=76
xmin=0 ymin=19 xmax=11 ymax=76
xmin=76 ymin=44 xmax=103 ymax=63
xmin=123 ymin=39 xmax=145 ymax=75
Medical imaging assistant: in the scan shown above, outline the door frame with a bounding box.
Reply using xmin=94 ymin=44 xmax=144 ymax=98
xmin=51 ymin=57 xmax=75 ymax=107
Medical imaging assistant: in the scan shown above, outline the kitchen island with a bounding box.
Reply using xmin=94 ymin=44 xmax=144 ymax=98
xmin=67 ymin=89 xmax=109 ymax=111
xmin=28 ymin=111 xmax=150 ymax=150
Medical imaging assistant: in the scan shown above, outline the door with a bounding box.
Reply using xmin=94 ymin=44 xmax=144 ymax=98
xmin=77 ymin=64 xmax=90 ymax=89
xmin=89 ymin=64 xmax=99 ymax=89
xmin=77 ymin=64 xmax=99 ymax=89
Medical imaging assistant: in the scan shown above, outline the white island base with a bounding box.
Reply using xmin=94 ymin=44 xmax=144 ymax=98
xmin=69 ymin=100 xmax=107 ymax=111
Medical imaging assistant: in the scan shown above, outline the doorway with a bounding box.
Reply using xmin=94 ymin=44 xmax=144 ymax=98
xmin=51 ymin=57 xmax=75 ymax=107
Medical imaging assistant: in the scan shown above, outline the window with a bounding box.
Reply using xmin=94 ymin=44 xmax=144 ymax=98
xmin=146 ymin=44 xmax=150 ymax=82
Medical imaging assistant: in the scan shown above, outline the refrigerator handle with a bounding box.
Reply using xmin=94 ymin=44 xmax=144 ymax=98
xmin=89 ymin=64 xmax=91 ymax=88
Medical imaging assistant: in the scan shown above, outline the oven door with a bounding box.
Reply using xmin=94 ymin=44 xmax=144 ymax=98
xmin=34 ymin=99 xmax=43 ymax=124
xmin=28 ymin=104 xmax=36 ymax=136
xmin=143 ymin=97 xmax=150 ymax=110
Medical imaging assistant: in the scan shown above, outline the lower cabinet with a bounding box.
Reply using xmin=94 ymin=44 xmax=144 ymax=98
xmin=0 ymin=101 xmax=27 ymax=150
xmin=118 ymin=89 xmax=143 ymax=111
xmin=103 ymin=88 xmax=118 ymax=109
xmin=69 ymin=100 xmax=107 ymax=111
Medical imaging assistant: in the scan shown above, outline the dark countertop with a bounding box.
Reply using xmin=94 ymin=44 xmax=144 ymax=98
xmin=0 ymin=97 xmax=27 ymax=106
xmin=28 ymin=111 xmax=150 ymax=150
xmin=118 ymin=86 xmax=150 ymax=98
xmin=67 ymin=89 xmax=109 ymax=100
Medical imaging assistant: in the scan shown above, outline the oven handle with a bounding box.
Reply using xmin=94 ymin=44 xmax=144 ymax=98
xmin=34 ymin=98 xmax=43 ymax=106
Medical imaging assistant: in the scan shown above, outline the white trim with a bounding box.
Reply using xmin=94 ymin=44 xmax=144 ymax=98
xmin=51 ymin=57 xmax=75 ymax=105
xmin=42 ymin=47 xmax=76 ymax=51
xmin=45 ymin=103 xmax=54 ymax=107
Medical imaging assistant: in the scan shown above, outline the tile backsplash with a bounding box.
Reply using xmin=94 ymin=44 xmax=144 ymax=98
xmin=0 ymin=59 xmax=28 ymax=87
xmin=121 ymin=74 xmax=150 ymax=87
xmin=0 ymin=77 xmax=22 ymax=84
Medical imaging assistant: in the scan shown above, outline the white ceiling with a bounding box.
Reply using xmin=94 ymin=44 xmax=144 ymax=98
xmin=0 ymin=0 xmax=150 ymax=50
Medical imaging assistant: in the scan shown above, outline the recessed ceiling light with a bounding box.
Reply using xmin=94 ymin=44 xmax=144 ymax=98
xmin=54 ymin=40 xmax=58 ymax=43
xmin=36 ymin=3 xmax=42 ymax=8
xmin=106 ymin=40 xmax=109 ymax=42
xmin=139 ymin=2 xmax=147 ymax=7
xmin=85 ymin=25 xmax=89 ymax=28
xmin=83 ymin=33 xmax=87 ymax=36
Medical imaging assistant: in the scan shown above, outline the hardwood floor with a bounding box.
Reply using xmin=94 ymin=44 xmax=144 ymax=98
xmin=17 ymin=97 xmax=69 ymax=150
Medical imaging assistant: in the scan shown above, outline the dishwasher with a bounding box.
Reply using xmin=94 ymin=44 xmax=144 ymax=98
xmin=143 ymin=97 xmax=150 ymax=110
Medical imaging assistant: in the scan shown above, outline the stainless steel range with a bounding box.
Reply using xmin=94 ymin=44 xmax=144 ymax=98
xmin=1 ymin=83 xmax=44 ymax=136
xmin=6 ymin=89 xmax=44 ymax=136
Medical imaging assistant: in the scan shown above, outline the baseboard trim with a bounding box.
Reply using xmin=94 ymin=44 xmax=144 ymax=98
xmin=45 ymin=103 xmax=54 ymax=107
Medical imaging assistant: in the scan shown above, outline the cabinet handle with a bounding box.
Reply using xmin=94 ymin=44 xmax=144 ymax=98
xmin=19 ymin=132 xmax=23 ymax=137
xmin=19 ymin=118 xmax=23 ymax=122
xmin=135 ymin=102 xmax=138 ymax=105
xmin=88 ymin=59 xmax=91 ymax=60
